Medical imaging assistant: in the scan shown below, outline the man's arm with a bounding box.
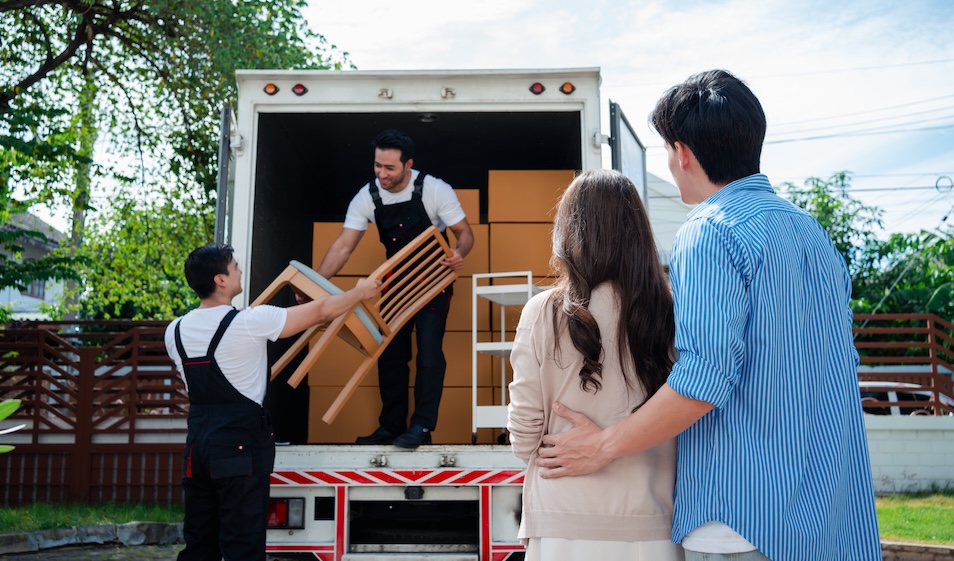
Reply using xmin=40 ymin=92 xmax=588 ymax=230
xmin=535 ymin=384 xmax=713 ymax=478
xmin=315 ymin=227 xmax=365 ymax=279
xmin=443 ymin=218 xmax=474 ymax=271
xmin=279 ymin=276 xmax=380 ymax=338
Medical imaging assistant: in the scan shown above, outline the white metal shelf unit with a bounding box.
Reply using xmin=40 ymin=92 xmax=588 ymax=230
xmin=471 ymin=272 xmax=545 ymax=441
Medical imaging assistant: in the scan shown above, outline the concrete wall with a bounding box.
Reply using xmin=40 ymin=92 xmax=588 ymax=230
xmin=865 ymin=415 xmax=954 ymax=494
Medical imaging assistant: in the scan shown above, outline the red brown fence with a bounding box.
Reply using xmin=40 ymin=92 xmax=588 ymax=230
xmin=0 ymin=321 xmax=188 ymax=506
xmin=0 ymin=315 xmax=952 ymax=506
xmin=854 ymin=314 xmax=954 ymax=416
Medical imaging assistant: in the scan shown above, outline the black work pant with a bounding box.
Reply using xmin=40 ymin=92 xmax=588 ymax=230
xmin=177 ymin=430 xmax=275 ymax=561
xmin=376 ymin=289 xmax=451 ymax=433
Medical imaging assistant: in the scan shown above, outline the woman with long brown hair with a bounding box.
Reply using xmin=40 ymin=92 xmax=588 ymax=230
xmin=508 ymin=169 xmax=682 ymax=561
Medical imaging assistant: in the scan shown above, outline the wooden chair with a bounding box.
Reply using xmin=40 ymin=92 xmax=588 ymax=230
xmin=251 ymin=226 xmax=458 ymax=424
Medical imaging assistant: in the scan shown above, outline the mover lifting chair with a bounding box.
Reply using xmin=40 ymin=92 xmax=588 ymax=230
xmin=251 ymin=226 xmax=458 ymax=424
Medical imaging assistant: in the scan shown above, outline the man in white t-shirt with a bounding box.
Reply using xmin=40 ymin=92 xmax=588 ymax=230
xmin=313 ymin=129 xmax=474 ymax=449
xmin=165 ymin=243 xmax=378 ymax=561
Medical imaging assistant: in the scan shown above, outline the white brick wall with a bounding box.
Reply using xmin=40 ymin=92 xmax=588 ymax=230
xmin=865 ymin=416 xmax=954 ymax=494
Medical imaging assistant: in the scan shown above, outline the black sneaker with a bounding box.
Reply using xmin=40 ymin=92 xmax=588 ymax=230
xmin=355 ymin=426 xmax=399 ymax=445
xmin=393 ymin=425 xmax=432 ymax=449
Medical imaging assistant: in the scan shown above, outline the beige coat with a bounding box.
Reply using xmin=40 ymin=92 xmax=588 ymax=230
xmin=508 ymin=284 xmax=676 ymax=542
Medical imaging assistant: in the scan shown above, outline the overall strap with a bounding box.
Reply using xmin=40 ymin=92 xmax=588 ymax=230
xmin=369 ymin=180 xmax=382 ymax=209
xmin=206 ymin=308 xmax=240 ymax=356
xmin=174 ymin=308 xmax=239 ymax=362
xmin=412 ymin=172 xmax=426 ymax=199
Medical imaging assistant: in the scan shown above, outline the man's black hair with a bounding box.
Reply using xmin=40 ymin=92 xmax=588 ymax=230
xmin=373 ymin=129 xmax=415 ymax=164
xmin=650 ymin=69 xmax=766 ymax=185
xmin=184 ymin=244 xmax=234 ymax=299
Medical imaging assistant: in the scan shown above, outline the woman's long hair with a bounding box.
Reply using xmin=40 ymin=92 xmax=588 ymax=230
xmin=550 ymin=169 xmax=675 ymax=402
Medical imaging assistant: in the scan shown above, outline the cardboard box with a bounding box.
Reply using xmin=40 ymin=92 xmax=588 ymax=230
xmin=447 ymin=276 xmax=491 ymax=332
xmin=308 ymin=386 xmax=499 ymax=444
xmin=489 ymin=223 xmax=555 ymax=278
xmin=435 ymin=387 xmax=498 ymax=444
xmin=312 ymin=222 xmax=386 ymax=276
xmin=434 ymin=331 xmax=494 ymax=387
xmin=454 ymin=189 xmax=481 ymax=224
xmin=304 ymin=333 xmax=379 ymax=388
xmin=488 ymin=170 xmax=576 ymax=223
xmin=303 ymin=310 xmax=495 ymax=388
xmin=309 ymin=386 xmax=382 ymax=443
xmin=448 ymin=224 xmax=489 ymax=277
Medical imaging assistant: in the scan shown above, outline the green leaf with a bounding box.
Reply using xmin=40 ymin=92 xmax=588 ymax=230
xmin=0 ymin=399 xmax=21 ymax=422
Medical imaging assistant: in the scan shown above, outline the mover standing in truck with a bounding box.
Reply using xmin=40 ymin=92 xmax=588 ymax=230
xmin=165 ymin=243 xmax=379 ymax=561
xmin=313 ymin=129 xmax=475 ymax=449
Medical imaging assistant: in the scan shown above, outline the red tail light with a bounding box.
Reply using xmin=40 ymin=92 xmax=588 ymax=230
xmin=266 ymin=497 xmax=305 ymax=529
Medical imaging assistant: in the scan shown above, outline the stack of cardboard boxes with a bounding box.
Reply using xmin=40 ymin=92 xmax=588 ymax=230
xmin=306 ymin=170 xmax=575 ymax=444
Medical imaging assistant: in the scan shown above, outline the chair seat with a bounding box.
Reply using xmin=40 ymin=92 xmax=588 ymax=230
xmin=289 ymin=260 xmax=384 ymax=344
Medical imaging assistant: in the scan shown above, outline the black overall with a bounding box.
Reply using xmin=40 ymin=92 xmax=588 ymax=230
xmin=174 ymin=309 xmax=275 ymax=561
xmin=370 ymin=173 xmax=452 ymax=434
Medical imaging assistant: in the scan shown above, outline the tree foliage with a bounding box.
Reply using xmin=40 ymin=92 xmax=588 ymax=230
xmin=62 ymin=191 xmax=213 ymax=320
xmin=1 ymin=1 xmax=351 ymax=319
xmin=780 ymin=172 xmax=884 ymax=286
xmin=780 ymin=172 xmax=954 ymax=319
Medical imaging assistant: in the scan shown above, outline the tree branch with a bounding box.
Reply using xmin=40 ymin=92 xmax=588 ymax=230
xmin=0 ymin=18 xmax=89 ymax=111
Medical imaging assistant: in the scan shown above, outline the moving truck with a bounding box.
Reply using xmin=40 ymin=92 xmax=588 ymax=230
xmin=222 ymin=68 xmax=648 ymax=561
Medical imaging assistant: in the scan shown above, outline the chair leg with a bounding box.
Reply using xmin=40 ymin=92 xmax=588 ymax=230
xmin=269 ymin=325 xmax=319 ymax=381
xmin=285 ymin=309 xmax=354 ymax=388
xmin=250 ymin=266 xmax=298 ymax=307
xmin=321 ymin=354 xmax=379 ymax=425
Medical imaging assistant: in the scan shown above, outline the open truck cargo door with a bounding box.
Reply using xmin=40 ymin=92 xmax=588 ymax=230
xmin=214 ymin=105 xmax=237 ymax=245
xmin=609 ymin=100 xmax=648 ymax=206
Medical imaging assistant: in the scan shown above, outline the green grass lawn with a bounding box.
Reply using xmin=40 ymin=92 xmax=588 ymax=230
xmin=1 ymin=495 xmax=952 ymax=546
xmin=876 ymin=492 xmax=954 ymax=545
xmin=0 ymin=502 xmax=182 ymax=534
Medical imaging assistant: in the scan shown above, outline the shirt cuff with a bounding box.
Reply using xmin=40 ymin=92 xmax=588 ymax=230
xmin=667 ymin=353 xmax=735 ymax=409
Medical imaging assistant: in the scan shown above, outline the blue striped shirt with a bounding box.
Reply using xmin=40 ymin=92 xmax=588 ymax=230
xmin=667 ymin=174 xmax=881 ymax=561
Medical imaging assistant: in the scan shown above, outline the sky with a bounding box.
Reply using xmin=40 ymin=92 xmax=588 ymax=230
xmin=302 ymin=0 xmax=954 ymax=236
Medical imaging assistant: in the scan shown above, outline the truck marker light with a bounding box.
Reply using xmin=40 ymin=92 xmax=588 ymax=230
xmin=292 ymin=84 xmax=308 ymax=96
xmin=529 ymin=82 xmax=545 ymax=95
xmin=264 ymin=83 xmax=279 ymax=95
xmin=266 ymin=497 xmax=305 ymax=529
xmin=560 ymin=82 xmax=576 ymax=95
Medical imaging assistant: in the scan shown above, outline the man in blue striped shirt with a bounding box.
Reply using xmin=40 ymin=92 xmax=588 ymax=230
xmin=536 ymin=70 xmax=881 ymax=561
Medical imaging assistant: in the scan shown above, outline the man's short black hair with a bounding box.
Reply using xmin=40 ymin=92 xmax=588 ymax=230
xmin=373 ymin=129 xmax=415 ymax=164
xmin=184 ymin=244 xmax=233 ymax=299
xmin=650 ymin=69 xmax=766 ymax=185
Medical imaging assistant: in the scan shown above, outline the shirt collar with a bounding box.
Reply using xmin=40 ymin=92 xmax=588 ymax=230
xmin=687 ymin=173 xmax=773 ymax=220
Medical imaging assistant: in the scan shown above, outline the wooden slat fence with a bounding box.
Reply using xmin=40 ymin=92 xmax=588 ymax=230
xmin=0 ymin=314 xmax=952 ymax=506
xmin=0 ymin=320 xmax=187 ymax=506
xmin=854 ymin=314 xmax=954 ymax=416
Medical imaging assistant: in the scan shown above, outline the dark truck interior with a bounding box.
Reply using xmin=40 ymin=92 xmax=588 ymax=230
xmin=249 ymin=110 xmax=582 ymax=443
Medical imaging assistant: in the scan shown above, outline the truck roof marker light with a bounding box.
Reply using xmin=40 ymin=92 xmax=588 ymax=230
xmin=560 ymin=82 xmax=576 ymax=95
xmin=263 ymin=83 xmax=279 ymax=95
xmin=529 ymin=82 xmax=545 ymax=95
xmin=292 ymin=83 xmax=308 ymax=96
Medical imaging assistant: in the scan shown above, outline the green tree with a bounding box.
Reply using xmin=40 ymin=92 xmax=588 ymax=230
xmin=65 ymin=191 xmax=212 ymax=320
xmin=1 ymin=1 xmax=350 ymax=319
xmin=853 ymin=227 xmax=954 ymax=318
xmin=779 ymin=172 xmax=884 ymax=292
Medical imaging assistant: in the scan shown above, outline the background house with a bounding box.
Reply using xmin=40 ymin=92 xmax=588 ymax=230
xmin=647 ymin=172 xmax=693 ymax=266
xmin=0 ymin=213 xmax=66 ymax=320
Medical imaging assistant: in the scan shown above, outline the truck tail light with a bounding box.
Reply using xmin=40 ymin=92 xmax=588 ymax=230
xmin=292 ymin=83 xmax=308 ymax=96
xmin=264 ymin=83 xmax=279 ymax=95
xmin=560 ymin=82 xmax=576 ymax=94
xmin=266 ymin=497 xmax=305 ymax=529
xmin=529 ymin=82 xmax=545 ymax=95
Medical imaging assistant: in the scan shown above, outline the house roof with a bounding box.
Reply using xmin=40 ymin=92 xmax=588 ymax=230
xmin=2 ymin=212 xmax=66 ymax=249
